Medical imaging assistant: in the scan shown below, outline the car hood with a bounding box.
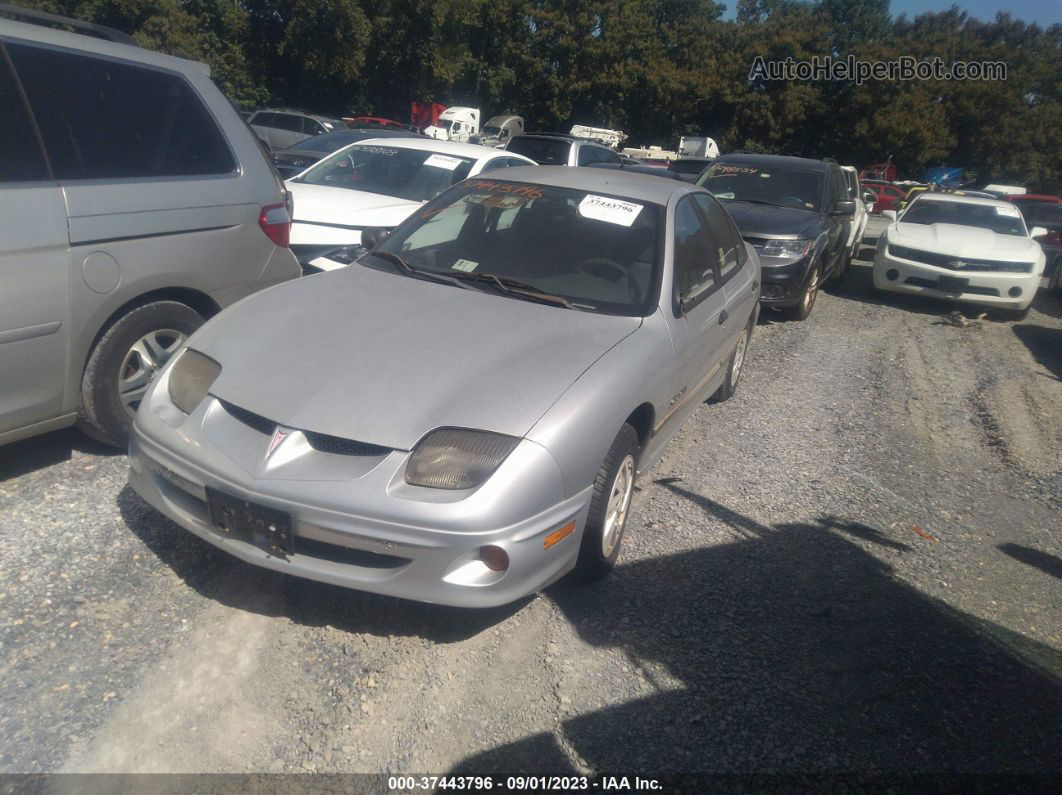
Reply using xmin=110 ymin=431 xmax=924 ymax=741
xmin=891 ymin=223 xmax=1041 ymax=260
xmin=720 ymin=201 xmax=823 ymax=238
xmin=286 ymin=182 xmax=422 ymax=228
xmin=191 ymin=266 xmax=642 ymax=450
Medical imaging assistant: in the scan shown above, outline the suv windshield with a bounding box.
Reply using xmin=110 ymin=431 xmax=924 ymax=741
xmin=698 ymin=162 xmax=824 ymax=211
xmin=293 ymin=145 xmax=476 ymax=202
xmin=901 ymin=199 xmax=1028 ymax=236
xmin=506 ymin=137 xmax=571 ymax=165
xmin=370 ymin=179 xmax=662 ymax=316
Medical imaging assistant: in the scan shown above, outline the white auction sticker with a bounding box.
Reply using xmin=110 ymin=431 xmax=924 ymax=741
xmin=424 ymin=154 xmax=463 ymax=170
xmin=452 ymin=258 xmax=479 ymax=272
xmin=994 ymin=205 xmax=1020 ymax=217
xmin=578 ymin=195 xmax=643 ymax=227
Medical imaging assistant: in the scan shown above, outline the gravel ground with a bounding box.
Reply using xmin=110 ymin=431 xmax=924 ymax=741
xmin=2 ymin=232 xmax=1061 ymax=776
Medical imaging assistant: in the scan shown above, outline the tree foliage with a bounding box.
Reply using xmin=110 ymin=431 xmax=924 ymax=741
xmin=11 ymin=0 xmax=1061 ymax=186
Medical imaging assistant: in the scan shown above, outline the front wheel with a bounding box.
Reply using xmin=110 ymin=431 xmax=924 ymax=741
xmin=78 ymin=301 xmax=204 ymax=447
xmin=784 ymin=263 xmax=821 ymax=321
xmin=576 ymin=424 xmax=640 ymax=581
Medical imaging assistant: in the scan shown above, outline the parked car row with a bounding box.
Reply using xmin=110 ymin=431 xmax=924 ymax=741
xmin=2 ymin=7 xmax=1056 ymax=610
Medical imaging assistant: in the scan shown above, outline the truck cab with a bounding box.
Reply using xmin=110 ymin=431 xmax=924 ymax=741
xmin=424 ymin=107 xmax=480 ymax=142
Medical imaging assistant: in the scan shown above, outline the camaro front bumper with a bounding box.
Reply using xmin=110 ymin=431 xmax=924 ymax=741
xmin=128 ymin=377 xmax=592 ymax=608
xmin=873 ymin=248 xmax=1042 ymax=311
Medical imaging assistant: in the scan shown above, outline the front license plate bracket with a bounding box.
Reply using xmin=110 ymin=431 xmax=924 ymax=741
xmin=937 ymin=274 xmax=968 ymax=294
xmin=206 ymin=487 xmax=294 ymax=558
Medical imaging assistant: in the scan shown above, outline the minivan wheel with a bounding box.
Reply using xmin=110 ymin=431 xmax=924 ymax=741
xmin=79 ymin=301 xmax=204 ymax=447
xmin=784 ymin=263 xmax=820 ymax=321
xmin=712 ymin=320 xmax=752 ymax=403
xmin=576 ymin=424 xmax=640 ymax=581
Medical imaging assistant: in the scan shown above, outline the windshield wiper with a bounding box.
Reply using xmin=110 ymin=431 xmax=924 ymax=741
xmin=366 ymin=251 xmax=475 ymax=290
xmin=444 ymin=271 xmax=586 ymax=310
xmin=733 ymin=198 xmax=785 ymax=207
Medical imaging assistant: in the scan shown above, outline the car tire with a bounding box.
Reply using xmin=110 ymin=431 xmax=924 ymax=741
xmin=712 ymin=320 xmax=752 ymax=403
xmin=576 ymin=423 xmax=640 ymax=582
xmin=78 ymin=301 xmax=204 ymax=448
xmin=784 ymin=262 xmax=821 ymax=321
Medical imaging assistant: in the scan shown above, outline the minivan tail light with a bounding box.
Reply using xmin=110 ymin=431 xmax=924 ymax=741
xmin=259 ymin=203 xmax=291 ymax=248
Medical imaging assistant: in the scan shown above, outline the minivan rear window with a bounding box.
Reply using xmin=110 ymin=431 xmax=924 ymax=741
xmin=7 ymin=42 xmax=236 ymax=181
xmin=506 ymin=137 xmax=571 ymax=166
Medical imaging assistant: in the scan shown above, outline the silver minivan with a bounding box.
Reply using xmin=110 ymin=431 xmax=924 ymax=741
xmin=0 ymin=11 xmax=301 ymax=448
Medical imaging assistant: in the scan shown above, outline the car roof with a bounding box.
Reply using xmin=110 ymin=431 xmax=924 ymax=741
xmin=471 ymin=165 xmax=702 ymax=204
xmin=911 ymin=192 xmax=1014 ymax=209
xmin=715 ymin=153 xmax=831 ymax=172
xmin=345 ymin=137 xmax=511 ymax=160
xmin=2 ymin=17 xmax=206 ymax=72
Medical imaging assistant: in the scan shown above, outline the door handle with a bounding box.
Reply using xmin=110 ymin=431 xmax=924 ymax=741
xmin=719 ymin=309 xmax=728 ymax=325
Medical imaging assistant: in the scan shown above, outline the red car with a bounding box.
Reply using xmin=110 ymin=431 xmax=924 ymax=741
xmin=342 ymin=115 xmax=410 ymax=131
xmin=861 ymin=180 xmax=906 ymax=214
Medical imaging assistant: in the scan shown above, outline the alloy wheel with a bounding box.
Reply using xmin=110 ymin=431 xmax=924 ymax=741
xmin=118 ymin=329 xmax=187 ymax=416
xmin=602 ymin=454 xmax=635 ymax=557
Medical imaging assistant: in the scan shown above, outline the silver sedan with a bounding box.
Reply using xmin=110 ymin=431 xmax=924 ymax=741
xmin=128 ymin=167 xmax=761 ymax=607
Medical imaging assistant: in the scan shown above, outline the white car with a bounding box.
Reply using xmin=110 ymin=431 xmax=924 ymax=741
xmin=841 ymin=165 xmax=870 ymax=260
xmin=874 ymin=193 xmax=1048 ymax=316
xmin=285 ymin=138 xmax=535 ymax=269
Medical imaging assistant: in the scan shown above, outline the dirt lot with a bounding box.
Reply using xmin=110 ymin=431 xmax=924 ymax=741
xmin=2 ymin=231 xmax=1061 ymax=775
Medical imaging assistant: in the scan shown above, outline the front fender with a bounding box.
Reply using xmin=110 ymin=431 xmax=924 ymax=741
xmin=526 ymin=310 xmax=674 ymax=498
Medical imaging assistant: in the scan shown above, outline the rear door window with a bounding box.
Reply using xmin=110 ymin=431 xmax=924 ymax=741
xmin=7 ymin=42 xmax=236 ymax=180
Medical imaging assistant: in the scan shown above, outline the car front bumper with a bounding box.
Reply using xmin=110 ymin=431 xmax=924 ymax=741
xmin=128 ymin=379 xmax=591 ymax=608
xmin=757 ymin=256 xmax=813 ymax=307
xmin=873 ymin=248 xmax=1042 ymax=311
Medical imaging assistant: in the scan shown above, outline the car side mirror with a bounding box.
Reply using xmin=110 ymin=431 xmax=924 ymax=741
xmin=1029 ymin=226 xmax=1047 ymax=240
xmin=863 ymin=191 xmax=876 ymax=205
xmin=361 ymin=228 xmax=389 ymax=250
xmin=882 ymin=210 xmax=898 ymax=222
xmin=831 ymin=200 xmax=856 ymax=216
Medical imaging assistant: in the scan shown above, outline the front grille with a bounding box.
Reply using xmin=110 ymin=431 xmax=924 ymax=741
xmin=904 ymin=276 xmax=999 ymax=296
xmin=219 ymin=400 xmax=276 ymax=436
xmin=889 ymin=245 xmax=1032 ymax=273
xmin=304 ymin=431 xmax=391 ymax=457
xmin=296 ymin=537 xmax=409 ymax=568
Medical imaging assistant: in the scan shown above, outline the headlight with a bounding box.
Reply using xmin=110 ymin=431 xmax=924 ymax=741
xmin=757 ymin=239 xmax=814 ymax=259
xmin=167 ymin=349 xmax=221 ymax=415
xmin=405 ymin=428 xmax=520 ymax=490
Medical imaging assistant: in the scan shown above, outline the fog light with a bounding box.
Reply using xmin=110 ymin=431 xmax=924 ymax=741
xmin=1008 ymin=286 xmax=1022 ymax=298
xmin=479 ymin=545 xmax=509 ymax=572
xmin=886 ymin=268 xmax=899 ymax=281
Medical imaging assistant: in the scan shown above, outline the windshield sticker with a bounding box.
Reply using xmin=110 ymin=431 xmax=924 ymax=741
xmin=452 ymin=258 xmax=479 ymax=272
xmin=354 ymin=146 xmax=398 ymax=156
xmin=994 ymin=205 xmax=1020 ymax=217
xmin=424 ymin=153 xmax=463 ymax=170
xmin=578 ymin=195 xmax=644 ymax=227
xmin=710 ymin=165 xmax=759 ymax=176
xmin=465 ymin=193 xmax=530 ymax=210
xmin=464 ymin=180 xmax=544 ymax=199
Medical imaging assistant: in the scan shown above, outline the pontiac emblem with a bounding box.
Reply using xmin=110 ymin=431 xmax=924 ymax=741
xmin=266 ymin=428 xmax=289 ymax=459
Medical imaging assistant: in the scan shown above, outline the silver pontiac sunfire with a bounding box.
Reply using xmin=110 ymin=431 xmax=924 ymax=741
xmin=129 ymin=167 xmax=761 ymax=607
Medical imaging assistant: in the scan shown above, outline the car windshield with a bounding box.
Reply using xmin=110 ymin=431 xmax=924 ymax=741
xmin=369 ymin=180 xmax=662 ymax=316
xmin=901 ymin=199 xmax=1028 ymax=236
xmin=697 ymin=163 xmax=824 ymax=211
xmin=506 ymin=137 xmax=571 ymax=165
xmin=293 ymin=145 xmax=476 ymax=202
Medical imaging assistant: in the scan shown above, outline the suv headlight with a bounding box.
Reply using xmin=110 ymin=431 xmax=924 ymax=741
xmin=405 ymin=428 xmax=520 ymax=490
xmin=167 ymin=349 xmax=221 ymax=415
xmin=758 ymin=239 xmax=814 ymax=259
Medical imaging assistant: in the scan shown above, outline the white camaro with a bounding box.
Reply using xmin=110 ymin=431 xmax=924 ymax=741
xmin=285 ymin=138 xmax=535 ymax=270
xmin=874 ymin=193 xmax=1048 ymax=316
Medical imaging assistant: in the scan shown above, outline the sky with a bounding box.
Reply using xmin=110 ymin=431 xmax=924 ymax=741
xmin=720 ymin=0 xmax=1062 ymax=26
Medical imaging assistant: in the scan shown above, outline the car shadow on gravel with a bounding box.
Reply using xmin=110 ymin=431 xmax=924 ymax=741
xmin=453 ymin=488 xmax=1062 ymax=775
xmin=116 ymin=486 xmax=527 ymax=643
xmin=0 ymin=426 xmax=120 ymax=482
xmin=1012 ymin=324 xmax=1062 ymax=381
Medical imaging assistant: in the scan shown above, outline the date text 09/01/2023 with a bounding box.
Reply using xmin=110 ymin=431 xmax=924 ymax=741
xmin=387 ymin=775 xmax=665 ymax=791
